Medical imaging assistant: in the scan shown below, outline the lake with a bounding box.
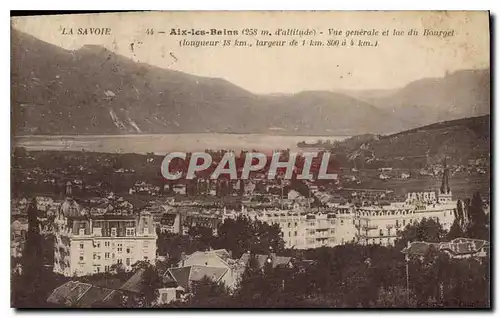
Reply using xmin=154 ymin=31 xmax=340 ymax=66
xmin=13 ymin=134 xmax=350 ymax=155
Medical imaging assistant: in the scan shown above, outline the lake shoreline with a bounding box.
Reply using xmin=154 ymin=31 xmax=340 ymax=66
xmin=13 ymin=133 xmax=351 ymax=155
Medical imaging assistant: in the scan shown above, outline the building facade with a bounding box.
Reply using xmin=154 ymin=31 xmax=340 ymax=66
xmin=53 ymin=198 xmax=157 ymax=277
xmin=245 ymin=161 xmax=457 ymax=249
xmin=246 ymin=204 xmax=356 ymax=250
xmin=355 ymin=160 xmax=456 ymax=246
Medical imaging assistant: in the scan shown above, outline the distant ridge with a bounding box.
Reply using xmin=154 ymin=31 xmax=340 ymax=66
xmin=11 ymin=29 xmax=489 ymax=136
xmin=340 ymin=115 xmax=490 ymax=167
xmin=11 ymin=29 xmax=404 ymax=136
xmin=338 ymin=69 xmax=490 ymax=128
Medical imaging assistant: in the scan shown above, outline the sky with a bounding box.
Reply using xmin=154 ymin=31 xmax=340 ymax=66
xmin=11 ymin=11 xmax=490 ymax=94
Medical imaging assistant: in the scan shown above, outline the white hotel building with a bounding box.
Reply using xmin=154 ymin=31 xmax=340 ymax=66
xmin=355 ymin=163 xmax=456 ymax=246
xmin=53 ymin=198 xmax=157 ymax=277
xmin=245 ymin=204 xmax=356 ymax=249
xmin=245 ymin=162 xmax=456 ymax=249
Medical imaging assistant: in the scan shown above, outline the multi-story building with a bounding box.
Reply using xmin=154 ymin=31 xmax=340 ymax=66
xmin=355 ymin=160 xmax=456 ymax=246
xmin=182 ymin=213 xmax=222 ymax=236
xmin=245 ymin=204 xmax=356 ymax=249
xmin=53 ymin=197 xmax=157 ymax=277
xmin=245 ymin=160 xmax=457 ymax=249
xmin=156 ymin=212 xmax=182 ymax=234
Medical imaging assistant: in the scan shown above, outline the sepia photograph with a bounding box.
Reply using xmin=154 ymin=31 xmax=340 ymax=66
xmin=10 ymin=11 xmax=490 ymax=308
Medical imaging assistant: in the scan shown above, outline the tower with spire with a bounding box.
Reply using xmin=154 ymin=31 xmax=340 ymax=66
xmin=438 ymin=157 xmax=452 ymax=203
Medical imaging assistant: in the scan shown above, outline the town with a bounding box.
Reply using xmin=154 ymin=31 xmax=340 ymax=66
xmin=11 ymin=147 xmax=490 ymax=308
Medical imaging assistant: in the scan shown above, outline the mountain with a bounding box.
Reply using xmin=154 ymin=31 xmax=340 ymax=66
xmin=338 ymin=115 xmax=490 ymax=168
xmin=339 ymin=69 xmax=490 ymax=128
xmin=11 ymin=29 xmax=405 ymax=136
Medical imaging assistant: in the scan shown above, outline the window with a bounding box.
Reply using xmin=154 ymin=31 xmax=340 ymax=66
xmin=111 ymin=228 xmax=117 ymax=237
xmin=126 ymin=258 xmax=131 ymax=266
xmin=80 ymin=243 xmax=84 ymax=249
xmin=403 ymin=220 xmax=406 ymax=226
xmin=340 ymin=220 xmax=344 ymax=225
xmin=294 ymin=231 xmax=297 ymax=236
xmin=126 ymin=248 xmax=131 ymax=254
xmin=94 ymin=241 xmax=101 ymax=248
xmin=93 ymin=253 xmax=97 ymax=260
xmin=105 ymin=252 xmax=110 ymax=259
xmin=330 ymin=219 xmax=336 ymax=225
xmin=379 ymin=229 xmax=384 ymax=237
xmin=143 ymin=241 xmax=149 ymax=249
xmin=144 ymin=256 xmax=148 ymax=260
xmin=294 ymin=222 xmax=298 ymax=227
xmin=117 ymin=243 xmax=123 ymax=253
xmin=97 ymin=266 xmax=101 ymax=273
xmin=104 ymin=241 xmax=110 ymax=247
xmin=79 ymin=256 xmax=84 ymax=261
xmin=105 ymin=265 xmax=110 ymax=272
xmin=288 ymin=223 xmax=291 ymax=228
xmin=117 ymin=259 xmax=122 ymax=264
xmin=79 ymin=228 xmax=85 ymax=236
xmin=126 ymin=228 xmax=135 ymax=236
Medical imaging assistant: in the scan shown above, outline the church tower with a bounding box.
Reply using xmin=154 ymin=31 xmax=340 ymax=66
xmin=438 ymin=157 xmax=452 ymax=203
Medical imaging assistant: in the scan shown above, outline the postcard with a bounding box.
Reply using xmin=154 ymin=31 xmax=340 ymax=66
xmin=11 ymin=11 xmax=490 ymax=308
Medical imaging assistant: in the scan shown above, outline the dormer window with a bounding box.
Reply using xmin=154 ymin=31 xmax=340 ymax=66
xmin=126 ymin=228 xmax=135 ymax=236
xmin=111 ymin=228 xmax=117 ymax=237
xmin=143 ymin=227 xmax=149 ymax=235
xmin=79 ymin=228 xmax=85 ymax=236
xmin=93 ymin=228 xmax=102 ymax=236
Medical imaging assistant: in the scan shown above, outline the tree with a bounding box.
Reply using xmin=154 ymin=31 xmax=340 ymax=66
xmin=190 ymin=276 xmax=231 ymax=307
xmin=466 ymin=192 xmax=488 ymax=240
xmin=394 ymin=218 xmax=446 ymax=251
xmin=131 ymin=261 xmax=162 ymax=307
xmin=446 ymin=220 xmax=464 ymax=241
xmin=234 ymin=254 xmax=280 ymax=307
xmin=454 ymin=199 xmax=468 ymax=231
xmin=214 ymin=216 xmax=285 ymax=258
xmin=187 ymin=225 xmax=214 ymax=250
xmin=373 ymin=286 xmax=417 ymax=308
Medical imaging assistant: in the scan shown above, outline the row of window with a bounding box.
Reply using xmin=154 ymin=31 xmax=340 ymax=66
xmin=90 ymin=256 xmax=151 ymax=273
xmin=80 ymin=241 xmax=150 ymax=250
xmin=79 ymin=227 xmax=151 ymax=237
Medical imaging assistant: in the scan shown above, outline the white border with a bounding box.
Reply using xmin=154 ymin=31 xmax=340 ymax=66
xmin=3 ymin=1 xmax=498 ymax=317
